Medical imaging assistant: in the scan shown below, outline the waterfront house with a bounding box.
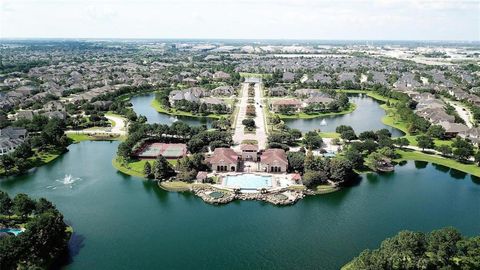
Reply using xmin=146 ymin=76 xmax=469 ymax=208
xmin=259 ymin=149 xmax=288 ymax=173
xmin=270 ymin=99 xmax=302 ymax=113
xmin=459 ymin=127 xmax=480 ymax=145
xmin=439 ymin=122 xmax=469 ymax=138
xmin=0 ymin=127 xmax=27 ymax=156
xmin=206 ymin=147 xmax=239 ymax=172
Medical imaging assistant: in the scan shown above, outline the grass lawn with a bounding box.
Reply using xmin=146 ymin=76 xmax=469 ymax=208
xmin=67 ymin=133 xmax=124 ymax=143
xmin=394 ymin=149 xmax=480 ymax=177
xmin=0 ymin=149 xmax=64 ymax=176
xmin=314 ymin=184 xmax=340 ymax=194
xmin=159 ymin=181 xmax=191 ymax=192
xmin=381 ymin=104 xmax=410 ymax=135
xmin=150 ymin=99 xmax=228 ymax=119
xmin=319 ymin=132 xmax=340 ymax=139
xmin=112 ymin=158 xmax=178 ymax=179
xmin=277 ymin=103 xmax=356 ymax=119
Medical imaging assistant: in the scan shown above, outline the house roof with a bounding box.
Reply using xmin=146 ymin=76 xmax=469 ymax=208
xmin=272 ymin=99 xmax=302 ymax=106
xmin=260 ymin=149 xmax=288 ymax=165
xmin=240 ymin=144 xmax=259 ymax=151
xmin=206 ymin=148 xmax=238 ymax=164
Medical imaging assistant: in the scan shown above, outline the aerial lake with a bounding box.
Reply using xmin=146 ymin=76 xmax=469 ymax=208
xmin=130 ymin=94 xmax=214 ymax=128
xmin=283 ymin=94 xmax=405 ymax=136
xmin=1 ymin=141 xmax=479 ymax=270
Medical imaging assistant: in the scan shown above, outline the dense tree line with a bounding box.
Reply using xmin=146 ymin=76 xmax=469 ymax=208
xmin=1 ymin=117 xmax=69 ymax=176
xmin=117 ymin=121 xmax=208 ymax=160
xmin=0 ymin=191 xmax=70 ymax=270
xmin=346 ymin=227 xmax=480 ymax=270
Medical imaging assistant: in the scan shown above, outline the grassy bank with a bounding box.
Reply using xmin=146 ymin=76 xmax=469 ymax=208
xmin=0 ymin=149 xmax=64 ymax=177
xmin=112 ymin=157 xmax=178 ymax=179
xmin=67 ymin=133 xmax=125 ymax=143
xmin=158 ymin=181 xmax=192 ymax=192
xmin=314 ymin=184 xmax=340 ymax=194
xmin=277 ymin=103 xmax=356 ymax=119
xmin=394 ymin=149 xmax=480 ymax=177
xmin=150 ymin=99 xmax=229 ymax=119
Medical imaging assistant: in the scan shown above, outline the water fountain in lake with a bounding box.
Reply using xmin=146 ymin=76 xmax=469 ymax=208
xmin=320 ymin=119 xmax=327 ymax=126
xmin=46 ymin=174 xmax=82 ymax=190
xmin=169 ymin=116 xmax=179 ymax=122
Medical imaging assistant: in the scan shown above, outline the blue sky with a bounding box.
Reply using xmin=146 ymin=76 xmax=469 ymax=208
xmin=1 ymin=0 xmax=479 ymax=40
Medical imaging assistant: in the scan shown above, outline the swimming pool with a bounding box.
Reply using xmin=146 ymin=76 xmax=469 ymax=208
xmin=223 ymin=174 xmax=272 ymax=190
xmin=0 ymin=228 xmax=23 ymax=236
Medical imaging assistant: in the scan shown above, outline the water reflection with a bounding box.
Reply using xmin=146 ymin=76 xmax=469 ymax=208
xmin=283 ymin=94 xmax=405 ymax=136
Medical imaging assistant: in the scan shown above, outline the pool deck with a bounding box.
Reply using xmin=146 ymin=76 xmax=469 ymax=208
xmin=208 ymin=172 xmax=300 ymax=193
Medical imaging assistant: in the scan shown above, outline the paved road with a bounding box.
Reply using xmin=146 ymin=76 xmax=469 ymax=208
xmin=232 ymin=82 xmax=267 ymax=149
xmin=444 ymin=99 xmax=474 ymax=128
xmin=65 ymin=114 xmax=128 ymax=136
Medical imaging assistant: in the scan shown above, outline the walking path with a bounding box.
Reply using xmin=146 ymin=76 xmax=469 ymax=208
xmin=65 ymin=114 xmax=128 ymax=136
xmin=232 ymin=82 xmax=267 ymax=149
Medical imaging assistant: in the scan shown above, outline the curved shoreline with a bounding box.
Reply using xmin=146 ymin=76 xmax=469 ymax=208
xmin=150 ymin=98 xmax=229 ymax=120
xmin=277 ymin=102 xmax=357 ymax=119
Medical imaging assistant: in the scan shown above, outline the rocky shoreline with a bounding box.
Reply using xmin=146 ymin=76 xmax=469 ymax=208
xmin=192 ymin=186 xmax=307 ymax=206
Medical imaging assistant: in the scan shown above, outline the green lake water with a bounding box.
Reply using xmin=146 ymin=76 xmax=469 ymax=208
xmin=1 ymin=141 xmax=479 ymax=270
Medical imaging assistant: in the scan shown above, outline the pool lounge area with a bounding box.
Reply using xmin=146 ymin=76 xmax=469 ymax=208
xmin=223 ymin=174 xmax=273 ymax=191
xmin=218 ymin=173 xmax=301 ymax=193
xmin=0 ymin=228 xmax=24 ymax=236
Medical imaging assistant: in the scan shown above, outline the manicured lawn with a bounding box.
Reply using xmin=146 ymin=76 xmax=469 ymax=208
xmin=319 ymin=132 xmax=340 ymax=139
xmin=67 ymin=133 xmax=124 ymax=143
xmin=314 ymin=184 xmax=340 ymax=194
xmin=394 ymin=149 xmax=480 ymax=177
xmin=150 ymin=99 xmax=228 ymax=119
xmin=112 ymin=158 xmax=178 ymax=179
xmin=381 ymin=104 xmax=410 ymax=135
xmin=0 ymin=149 xmax=63 ymax=176
xmin=159 ymin=181 xmax=191 ymax=191
xmin=277 ymin=103 xmax=356 ymax=119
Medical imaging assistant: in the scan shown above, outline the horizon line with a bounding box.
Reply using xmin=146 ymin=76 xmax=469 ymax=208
xmin=1 ymin=37 xmax=479 ymax=43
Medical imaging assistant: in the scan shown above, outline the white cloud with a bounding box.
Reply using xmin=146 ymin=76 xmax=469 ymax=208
xmin=0 ymin=0 xmax=478 ymax=40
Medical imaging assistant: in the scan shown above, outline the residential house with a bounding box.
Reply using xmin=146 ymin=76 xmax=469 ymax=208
xmin=211 ymin=85 xmax=235 ymax=96
xmin=270 ymin=99 xmax=302 ymax=112
xmin=268 ymin=86 xmax=288 ymax=97
xmin=0 ymin=127 xmax=27 ymax=156
xmin=439 ymin=122 xmax=469 ymax=138
xmin=213 ymin=71 xmax=231 ymax=80
xmin=459 ymin=128 xmax=480 ymax=145
xmin=282 ymin=72 xmax=295 ymax=82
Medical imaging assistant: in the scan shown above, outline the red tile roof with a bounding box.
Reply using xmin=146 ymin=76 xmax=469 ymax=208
xmin=206 ymin=148 xmax=239 ymax=164
xmin=260 ymin=149 xmax=288 ymax=165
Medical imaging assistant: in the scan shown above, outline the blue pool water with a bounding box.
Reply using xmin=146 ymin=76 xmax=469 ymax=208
xmin=0 ymin=228 xmax=23 ymax=236
xmin=224 ymin=174 xmax=272 ymax=190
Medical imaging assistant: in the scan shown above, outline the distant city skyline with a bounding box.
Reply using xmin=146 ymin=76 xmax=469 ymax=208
xmin=1 ymin=0 xmax=479 ymax=41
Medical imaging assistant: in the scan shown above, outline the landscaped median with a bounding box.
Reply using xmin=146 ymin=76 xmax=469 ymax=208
xmin=394 ymin=149 xmax=480 ymax=177
xmin=150 ymin=98 xmax=228 ymax=119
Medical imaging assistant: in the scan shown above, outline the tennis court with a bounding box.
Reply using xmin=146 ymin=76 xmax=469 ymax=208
xmin=136 ymin=142 xmax=187 ymax=159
